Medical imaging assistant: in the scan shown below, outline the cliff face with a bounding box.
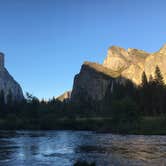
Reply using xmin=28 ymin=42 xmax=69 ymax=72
xmin=0 ymin=67 xmax=24 ymax=101
xmin=71 ymin=62 xmax=124 ymax=103
xmin=103 ymin=44 xmax=166 ymax=85
xmin=71 ymin=44 xmax=166 ymax=102
xmin=0 ymin=53 xmax=24 ymax=101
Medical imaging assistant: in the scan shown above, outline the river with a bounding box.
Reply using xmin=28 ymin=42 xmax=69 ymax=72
xmin=0 ymin=131 xmax=166 ymax=166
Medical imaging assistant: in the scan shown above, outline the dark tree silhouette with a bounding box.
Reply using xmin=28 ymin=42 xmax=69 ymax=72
xmin=141 ymin=71 xmax=148 ymax=87
xmin=0 ymin=90 xmax=5 ymax=115
xmin=155 ymin=66 xmax=164 ymax=86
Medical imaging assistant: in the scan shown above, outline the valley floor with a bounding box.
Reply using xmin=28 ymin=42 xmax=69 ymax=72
xmin=0 ymin=116 xmax=166 ymax=135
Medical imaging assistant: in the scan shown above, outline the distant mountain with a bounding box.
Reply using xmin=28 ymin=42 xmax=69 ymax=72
xmin=0 ymin=52 xmax=24 ymax=101
xmin=71 ymin=44 xmax=166 ymax=102
xmin=56 ymin=91 xmax=71 ymax=102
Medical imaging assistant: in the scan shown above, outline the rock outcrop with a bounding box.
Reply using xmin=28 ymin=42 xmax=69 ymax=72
xmin=71 ymin=44 xmax=166 ymax=102
xmin=56 ymin=91 xmax=71 ymax=102
xmin=0 ymin=53 xmax=24 ymax=101
xmin=103 ymin=46 xmax=150 ymax=85
xmin=103 ymin=44 xmax=166 ymax=85
xmin=103 ymin=46 xmax=129 ymax=72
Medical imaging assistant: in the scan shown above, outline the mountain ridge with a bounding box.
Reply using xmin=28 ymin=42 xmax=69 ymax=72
xmin=70 ymin=44 xmax=166 ymax=102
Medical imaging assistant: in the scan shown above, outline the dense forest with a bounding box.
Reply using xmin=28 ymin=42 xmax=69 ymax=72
xmin=0 ymin=66 xmax=166 ymax=134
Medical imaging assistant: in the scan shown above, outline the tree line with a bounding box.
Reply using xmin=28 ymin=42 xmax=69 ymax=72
xmin=0 ymin=66 xmax=166 ymax=131
xmin=0 ymin=65 xmax=166 ymax=117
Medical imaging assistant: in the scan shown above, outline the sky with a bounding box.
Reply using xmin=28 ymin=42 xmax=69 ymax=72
xmin=0 ymin=0 xmax=166 ymax=99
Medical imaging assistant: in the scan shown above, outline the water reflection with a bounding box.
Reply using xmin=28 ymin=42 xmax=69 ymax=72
xmin=0 ymin=131 xmax=166 ymax=166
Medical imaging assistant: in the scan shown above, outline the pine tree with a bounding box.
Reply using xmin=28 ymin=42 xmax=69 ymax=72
xmin=140 ymin=72 xmax=150 ymax=115
xmin=0 ymin=90 xmax=5 ymax=115
xmin=149 ymin=74 xmax=154 ymax=83
xmin=154 ymin=66 xmax=165 ymax=114
xmin=154 ymin=66 xmax=164 ymax=86
xmin=7 ymin=89 xmax=13 ymax=104
xmin=6 ymin=89 xmax=13 ymax=112
xmin=141 ymin=71 xmax=148 ymax=87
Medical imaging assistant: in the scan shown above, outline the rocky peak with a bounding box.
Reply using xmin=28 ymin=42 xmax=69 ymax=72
xmin=0 ymin=52 xmax=24 ymax=101
xmin=103 ymin=44 xmax=166 ymax=85
xmin=0 ymin=52 xmax=5 ymax=68
xmin=103 ymin=46 xmax=149 ymax=71
xmin=56 ymin=91 xmax=71 ymax=102
xmin=103 ymin=46 xmax=129 ymax=72
xmin=158 ymin=43 xmax=166 ymax=54
xmin=127 ymin=48 xmax=149 ymax=59
xmin=107 ymin=46 xmax=128 ymax=57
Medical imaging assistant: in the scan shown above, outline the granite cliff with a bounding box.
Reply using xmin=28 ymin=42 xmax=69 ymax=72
xmin=56 ymin=91 xmax=71 ymax=102
xmin=0 ymin=53 xmax=24 ymax=101
xmin=71 ymin=62 xmax=125 ymax=103
xmin=71 ymin=44 xmax=166 ymax=102
xmin=103 ymin=44 xmax=166 ymax=85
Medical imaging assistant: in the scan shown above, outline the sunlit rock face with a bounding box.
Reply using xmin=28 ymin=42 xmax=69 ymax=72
xmin=103 ymin=46 xmax=151 ymax=85
xmin=71 ymin=44 xmax=166 ymax=102
xmin=127 ymin=48 xmax=149 ymax=69
xmin=158 ymin=44 xmax=166 ymax=54
xmin=56 ymin=91 xmax=71 ymax=102
xmin=103 ymin=45 xmax=166 ymax=85
xmin=103 ymin=46 xmax=129 ymax=72
xmin=0 ymin=53 xmax=24 ymax=101
xmin=121 ymin=64 xmax=143 ymax=85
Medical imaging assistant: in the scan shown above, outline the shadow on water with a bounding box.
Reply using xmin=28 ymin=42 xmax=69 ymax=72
xmin=0 ymin=131 xmax=166 ymax=166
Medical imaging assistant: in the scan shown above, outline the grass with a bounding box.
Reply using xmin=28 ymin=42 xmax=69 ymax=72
xmin=136 ymin=116 xmax=166 ymax=135
xmin=0 ymin=116 xmax=166 ymax=135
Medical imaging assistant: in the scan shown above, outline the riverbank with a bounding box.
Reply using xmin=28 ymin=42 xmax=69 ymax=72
xmin=0 ymin=116 xmax=166 ymax=135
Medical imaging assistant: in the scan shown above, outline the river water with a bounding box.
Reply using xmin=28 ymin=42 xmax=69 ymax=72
xmin=0 ymin=130 xmax=166 ymax=166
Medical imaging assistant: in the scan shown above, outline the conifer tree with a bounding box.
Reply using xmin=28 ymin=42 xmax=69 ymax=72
xmin=0 ymin=90 xmax=5 ymax=114
xmin=154 ymin=66 xmax=164 ymax=86
xmin=149 ymin=74 xmax=154 ymax=84
xmin=140 ymin=72 xmax=150 ymax=115
xmin=7 ymin=89 xmax=13 ymax=104
xmin=154 ymin=66 xmax=165 ymax=114
xmin=6 ymin=89 xmax=13 ymax=112
xmin=141 ymin=71 xmax=148 ymax=87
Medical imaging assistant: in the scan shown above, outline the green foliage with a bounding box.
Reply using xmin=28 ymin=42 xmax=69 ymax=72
xmin=111 ymin=97 xmax=140 ymax=133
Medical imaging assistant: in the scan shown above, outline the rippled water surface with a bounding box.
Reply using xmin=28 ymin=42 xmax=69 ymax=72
xmin=0 ymin=130 xmax=166 ymax=166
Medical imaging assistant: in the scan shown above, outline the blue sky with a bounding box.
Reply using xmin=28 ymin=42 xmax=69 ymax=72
xmin=0 ymin=0 xmax=166 ymax=99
